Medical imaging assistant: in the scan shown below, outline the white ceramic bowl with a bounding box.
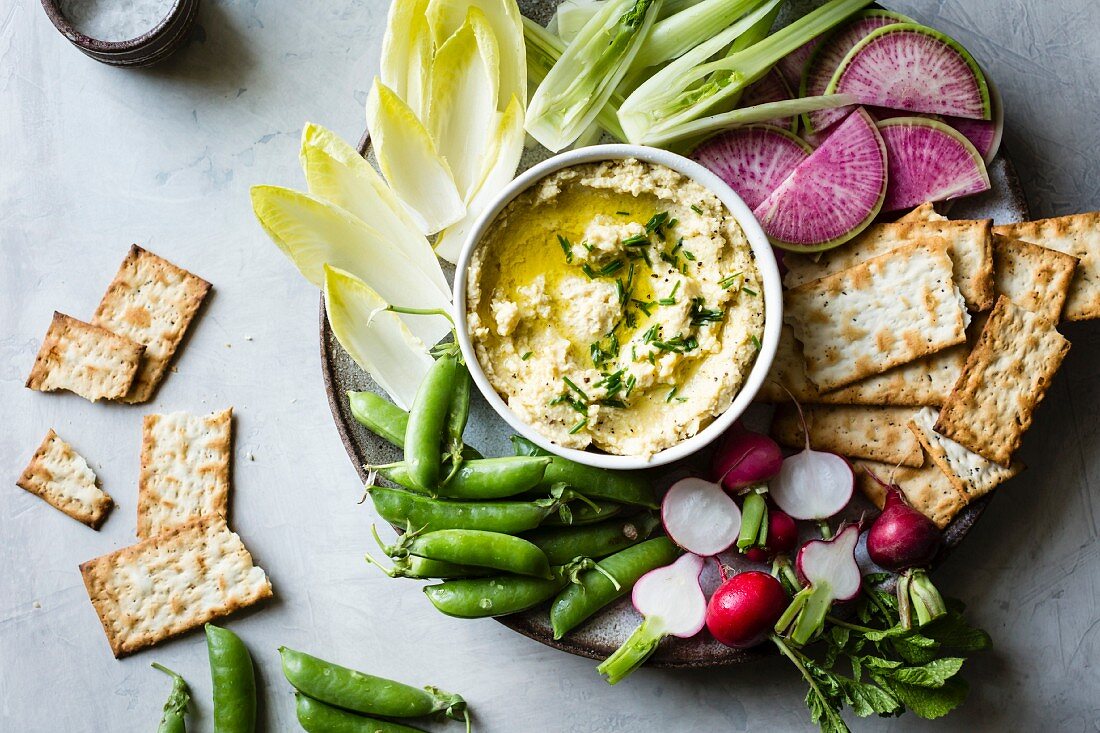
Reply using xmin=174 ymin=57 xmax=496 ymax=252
xmin=453 ymin=144 xmax=782 ymax=470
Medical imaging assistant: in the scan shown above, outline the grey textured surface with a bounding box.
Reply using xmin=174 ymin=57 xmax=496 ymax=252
xmin=1 ymin=1 xmax=1098 ymax=731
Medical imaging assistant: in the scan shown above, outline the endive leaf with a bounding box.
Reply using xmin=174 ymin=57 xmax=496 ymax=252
xmin=299 ymin=122 xmax=449 ymax=298
xmin=366 ymin=79 xmax=466 ymax=235
xmin=381 ymin=0 xmax=434 ymax=119
xmin=324 ymin=265 xmax=434 ymax=411
xmin=429 ymin=8 xmax=499 ymax=197
xmin=435 ymin=94 xmax=525 ymax=263
xmin=251 ymin=185 xmax=452 ymax=347
xmin=426 ymin=0 xmax=526 ymax=111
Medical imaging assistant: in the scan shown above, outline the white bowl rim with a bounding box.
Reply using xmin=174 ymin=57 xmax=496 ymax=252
xmin=453 ymin=143 xmax=783 ymax=471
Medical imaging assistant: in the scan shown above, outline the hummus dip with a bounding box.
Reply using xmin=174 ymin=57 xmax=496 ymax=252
xmin=466 ymin=158 xmax=765 ymax=458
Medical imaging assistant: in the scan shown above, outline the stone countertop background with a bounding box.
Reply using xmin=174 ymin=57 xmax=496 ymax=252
xmin=1 ymin=1 xmax=1098 ymax=730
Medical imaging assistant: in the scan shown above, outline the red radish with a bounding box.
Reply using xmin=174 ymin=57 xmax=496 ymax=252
xmin=878 ymin=117 xmax=990 ymax=211
xmin=662 ymin=477 xmax=742 ymax=556
xmin=707 ymin=570 xmax=789 ymax=648
xmin=597 ymin=553 xmax=706 ymax=684
xmin=710 ymin=423 xmax=784 ymax=492
xmin=753 ymin=107 xmax=887 ymax=252
xmin=768 ymin=397 xmax=853 ymax=521
xmin=744 ymin=508 xmax=799 ymax=562
xmin=739 ymin=70 xmax=798 ymax=131
xmin=826 ymin=24 xmax=991 ymax=121
xmin=692 ymin=126 xmax=812 ymax=212
xmin=800 ymin=9 xmax=910 ymax=132
xmin=775 ymin=524 xmax=861 ymax=645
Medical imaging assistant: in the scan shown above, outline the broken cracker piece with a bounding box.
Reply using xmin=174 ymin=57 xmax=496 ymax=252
xmin=784 ymin=240 xmax=969 ymax=392
xmin=92 ymin=245 xmax=211 ymax=404
xmin=16 ymin=429 xmax=113 ymax=528
xmin=897 ymin=202 xmax=947 ymax=223
xmin=992 ymin=235 xmax=1077 ymax=323
xmin=853 ymin=457 xmax=968 ymax=530
xmin=993 ymin=214 xmax=1098 ymax=321
xmin=79 ymin=514 xmax=272 ymax=657
xmin=908 ymin=407 xmax=1023 ymax=500
xmin=26 ymin=312 xmax=144 ymax=402
xmin=771 ymin=404 xmax=924 ymax=467
xmin=935 ymin=297 xmax=1070 ymax=466
xmin=137 ymin=408 xmax=232 ymax=539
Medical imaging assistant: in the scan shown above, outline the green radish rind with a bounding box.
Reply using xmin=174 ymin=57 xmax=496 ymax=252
xmin=797 ymin=9 xmax=912 ymax=132
xmin=755 ymin=107 xmax=888 ymax=253
xmin=876 ymin=116 xmax=990 ymax=211
xmin=824 ymin=23 xmax=992 ymax=122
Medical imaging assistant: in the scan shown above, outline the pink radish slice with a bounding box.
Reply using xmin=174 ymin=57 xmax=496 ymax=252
xmin=801 ymin=10 xmax=910 ymax=132
xmin=753 ymin=107 xmax=887 ymax=252
xmin=826 ymin=24 xmax=991 ymax=120
xmin=943 ymin=75 xmax=1004 ymax=163
xmin=631 ymin=553 xmax=707 ymax=638
xmin=768 ymin=394 xmax=854 ymax=520
xmin=692 ymin=125 xmax=812 ymax=211
xmin=662 ymin=477 xmax=742 ymax=556
xmin=796 ymin=523 xmax=862 ymax=602
xmin=775 ymin=38 xmax=820 ymax=89
xmin=739 ymin=69 xmax=797 ymax=131
xmin=878 ymin=117 xmax=990 ymax=212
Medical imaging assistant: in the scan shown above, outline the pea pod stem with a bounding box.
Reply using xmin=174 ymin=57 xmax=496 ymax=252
xmin=775 ymin=582 xmax=833 ymax=646
xmin=898 ymin=568 xmax=947 ymax=629
xmin=596 ymin=616 xmax=667 ymax=685
xmin=152 ymin=663 xmax=189 ymax=733
xmin=736 ymin=491 xmax=768 ymax=551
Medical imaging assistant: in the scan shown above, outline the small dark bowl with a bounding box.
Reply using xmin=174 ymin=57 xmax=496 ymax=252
xmin=41 ymin=0 xmax=200 ymax=67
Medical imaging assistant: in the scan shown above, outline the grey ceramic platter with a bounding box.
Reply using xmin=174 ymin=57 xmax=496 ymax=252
xmin=321 ymin=0 xmax=1031 ymax=668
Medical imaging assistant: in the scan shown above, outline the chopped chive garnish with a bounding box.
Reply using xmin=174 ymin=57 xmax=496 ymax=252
xmin=632 ymin=299 xmax=654 ymax=316
xmin=667 ymin=218 xmax=678 ymax=229
xmin=671 ymin=239 xmax=683 ymax=255
xmin=599 ymin=259 xmax=625 ymax=277
xmin=657 ymin=281 xmax=681 ymax=306
xmin=741 ymin=286 xmax=758 ymax=296
xmin=521 ymin=351 xmax=532 ymax=360
xmin=666 ymin=386 xmax=678 ymax=403
xmin=645 ymin=211 xmax=670 ymax=241
xmin=558 ymin=234 xmax=573 ymax=263
xmin=569 ymin=418 xmax=588 ymax=434
xmin=690 ymin=204 xmax=704 ymax=214
xmin=720 ymin=272 xmax=743 ymax=289
xmin=642 ymin=324 xmax=660 ymax=343
xmin=683 ymin=250 xmax=696 ymax=261
xmin=582 ymin=240 xmax=594 ymax=252
xmin=659 ymin=251 xmax=678 ymax=267
xmin=615 ymin=279 xmax=626 ymax=305
xmin=563 ymin=376 xmax=588 ymax=400
xmin=600 ymin=398 xmax=627 ymax=408
xmin=616 ymin=210 xmax=631 ymax=216
xmin=750 ymin=334 xmax=761 ymax=350
xmin=622 ymin=234 xmax=649 ymax=247
xmin=625 ymin=311 xmax=637 ymax=329
xmin=624 ymin=374 xmax=637 ymax=396
xmin=581 ymin=264 xmax=597 ymax=279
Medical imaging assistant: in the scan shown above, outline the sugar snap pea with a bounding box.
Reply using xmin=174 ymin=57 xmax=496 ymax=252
xmin=366 ymin=553 xmax=492 ymax=579
xmin=152 ymin=663 xmax=189 ymax=733
xmin=524 ymin=514 xmax=661 ymax=565
xmin=540 ymin=500 xmax=623 ymax=526
xmin=348 ymin=391 xmax=408 ymax=448
xmin=368 ymin=486 xmax=571 ymax=533
xmin=510 ymin=436 xmax=657 ymax=508
xmin=443 ymin=364 xmax=471 ymax=465
xmin=405 ymin=355 xmax=458 ymax=491
xmin=206 ymin=624 xmax=256 ymax=733
xmin=550 ymin=537 xmax=680 ymax=639
xmin=295 ymin=693 xmax=429 ymax=733
xmin=374 ymin=457 xmax=550 ymax=499
xmin=379 ymin=526 xmax=552 ymax=578
xmin=281 ymin=648 xmax=466 ymax=724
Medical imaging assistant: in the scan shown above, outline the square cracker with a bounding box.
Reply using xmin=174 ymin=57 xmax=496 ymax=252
xmin=935 ymin=297 xmax=1070 ymax=466
xmin=994 ymin=213 xmax=1099 ymax=321
xmin=770 ymin=404 xmax=924 ymax=467
xmin=93 ymin=245 xmax=211 ymax=404
xmin=16 ymin=429 xmax=113 ymax=528
xmin=757 ymin=325 xmax=968 ymax=406
xmin=897 ymin=202 xmax=947 ymax=223
xmin=908 ymin=407 xmax=1023 ymax=500
xmin=79 ymin=514 xmax=272 ymax=657
xmin=784 ymin=239 xmax=969 ymax=392
xmin=26 ymin=312 xmax=145 ymax=402
xmin=138 ymin=408 xmax=232 ymax=539
xmin=853 ymin=457 xmax=967 ymax=529
xmin=784 ymin=218 xmax=994 ymax=311
xmin=992 ymin=235 xmax=1077 ymax=323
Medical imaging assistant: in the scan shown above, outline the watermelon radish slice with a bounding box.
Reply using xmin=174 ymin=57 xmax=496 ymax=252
xmin=825 ymin=23 xmax=991 ymax=121
xmin=800 ymin=10 xmax=910 ymax=132
xmin=775 ymin=39 xmax=819 ymax=90
xmin=739 ymin=69 xmax=798 ymax=132
xmin=753 ymin=107 xmax=887 ymax=252
xmin=692 ymin=124 xmax=812 ymax=210
xmin=877 ymin=117 xmax=990 ymax=212
xmin=944 ymin=77 xmax=1004 ymax=162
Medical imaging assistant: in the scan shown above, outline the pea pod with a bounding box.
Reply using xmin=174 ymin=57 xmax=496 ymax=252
xmin=443 ymin=364 xmax=472 ymax=465
xmin=295 ymin=693 xmax=428 ymax=733
xmin=405 ymin=355 xmax=458 ymax=491
xmin=379 ymin=526 xmax=553 ymax=578
xmin=348 ymin=391 xmax=408 ymax=448
xmin=510 ymin=436 xmax=657 ymax=508
xmin=366 ymin=553 xmax=492 ymax=579
xmin=540 ymin=500 xmax=623 ymax=526
xmin=524 ymin=514 xmax=661 ymax=565
xmin=206 ymin=624 xmax=256 ymax=733
xmin=281 ymin=648 xmax=466 ymax=724
xmin=152 ymin=663 xmax=189 ymax=733
xmin=374 ymin=457 xmax=550 ymax=499
xmin=550 ymin=537 xmax=680 ymax=639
